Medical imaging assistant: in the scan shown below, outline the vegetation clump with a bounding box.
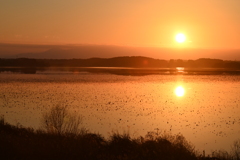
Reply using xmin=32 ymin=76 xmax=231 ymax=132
xmin=1 ymin=106 xmax=240 ymax=160
xmin=41 ymin=104 xmax=86 ymax=135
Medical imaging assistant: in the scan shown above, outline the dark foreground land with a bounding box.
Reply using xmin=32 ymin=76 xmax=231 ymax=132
xmin=0 ymin=117 xmax=237 ymax=160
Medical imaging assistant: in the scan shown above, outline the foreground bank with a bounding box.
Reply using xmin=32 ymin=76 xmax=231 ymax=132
xmin=1 ymin=116 xmax=238 ymax=160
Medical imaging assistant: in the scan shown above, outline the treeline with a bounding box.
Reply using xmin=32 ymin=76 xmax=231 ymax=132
xmin=1 ymin=57 xmax=240 ymax=69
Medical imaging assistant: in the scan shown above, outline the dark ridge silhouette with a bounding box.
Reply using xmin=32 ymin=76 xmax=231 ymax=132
xmin=1 ymin=57 xmax=240 ymax=68
xmin=1 ymin=57 xmax=240 ymax=75
xmin=0 ymin=56 xmax=165 ymax=67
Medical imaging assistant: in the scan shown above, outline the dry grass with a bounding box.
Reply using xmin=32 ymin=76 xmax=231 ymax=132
xmin=1 ymin=109 xmax=239 ymax=160
xmin=0 ymin=115 xmax=198 ymax=160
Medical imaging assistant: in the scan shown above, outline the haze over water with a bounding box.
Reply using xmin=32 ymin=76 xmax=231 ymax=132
xmin=1 ymin=70 xmax=240 ymax=154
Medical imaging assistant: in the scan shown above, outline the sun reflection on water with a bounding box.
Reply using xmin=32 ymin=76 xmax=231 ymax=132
xmin=175 ymin=86 xmax=185 ymax=97
xmin=176 ymin=67 xmax=185 ymax=73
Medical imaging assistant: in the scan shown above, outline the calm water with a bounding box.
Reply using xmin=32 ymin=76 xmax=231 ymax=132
xmin=0 ymin=69 xmax=240 ymax=154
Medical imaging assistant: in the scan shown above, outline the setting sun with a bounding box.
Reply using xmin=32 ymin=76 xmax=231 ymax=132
xmin=175 ymin=33 xmax=186 ymax=43
xmin=175 ymin=86 xmax=185 ymax=97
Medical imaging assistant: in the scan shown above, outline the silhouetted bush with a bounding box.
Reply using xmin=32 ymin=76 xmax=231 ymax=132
xmin=231 ymin=139 xmax=240 ymax=160
xmin=41 ymin=104 xmax=87 ymax=135
xmin=1 ymin=115 xmax=239 ymax=160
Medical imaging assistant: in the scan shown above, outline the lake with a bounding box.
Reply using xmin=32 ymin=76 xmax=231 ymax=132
xmin=0 ymin=68 xmax=240 ymax=154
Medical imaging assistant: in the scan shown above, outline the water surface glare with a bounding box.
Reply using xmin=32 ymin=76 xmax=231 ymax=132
xmin=0 ymin=72 xmax=240 ymax=154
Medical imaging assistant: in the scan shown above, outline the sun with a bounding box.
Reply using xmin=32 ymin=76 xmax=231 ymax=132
xmin=175 ymin=33 xmax=186 ymax=43
xmin=175 ymin=86 xmax=185 ymax=97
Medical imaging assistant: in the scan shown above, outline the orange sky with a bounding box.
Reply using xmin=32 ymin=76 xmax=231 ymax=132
xmin=1 ymin=0 xmax=240 ymax=49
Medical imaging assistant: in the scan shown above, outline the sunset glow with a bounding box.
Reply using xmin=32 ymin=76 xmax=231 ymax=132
xmin=0 ymin=0 xmax=240 ymax=52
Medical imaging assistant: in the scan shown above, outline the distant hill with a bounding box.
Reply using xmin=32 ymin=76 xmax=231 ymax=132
xmin=13 ymin=46 xmax=135 ymax=59
xmin=1 ymin=43 xmax=240 ymax=60
xmin=2 ymin=45 xmax=164 ymax=59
